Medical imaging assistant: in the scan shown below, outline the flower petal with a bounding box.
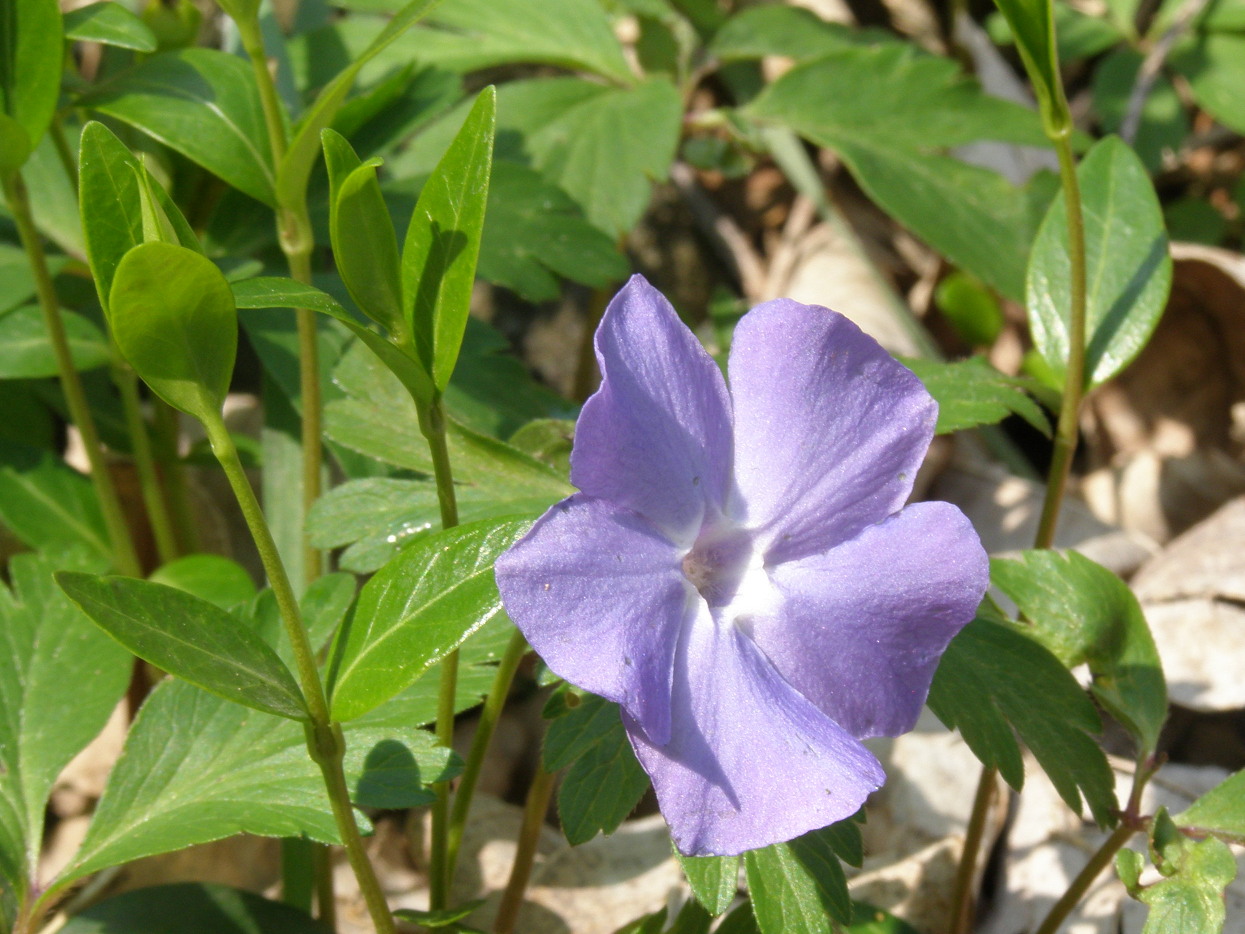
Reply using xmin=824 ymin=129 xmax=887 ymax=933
xmin=494 ymin=494 xmax=691 ymax=745
xmin=728 ymin=299 xmax=936 ymax=562
xmin=572 ymin=275 xmax=734 ymax=547
xmin=627 ymin=608 xmax=884 ymax=856
xmin=755 ymin=502 xmax=988 ymax=740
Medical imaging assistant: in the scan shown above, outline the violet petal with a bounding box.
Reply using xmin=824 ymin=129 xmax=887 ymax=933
xmin=756 ymin=502 xmax=988 ymax=739
xmin=728 ymin=299 xmax=936 ymax=563
xmin=627 ymin=607 xmax=885 ymax=857
xmin=572 ymin=275 xmax=734 ymax=547
xmin=494 ymin=494 xmax=690 ymax=745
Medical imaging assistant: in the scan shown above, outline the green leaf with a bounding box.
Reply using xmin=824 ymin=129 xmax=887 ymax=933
xmin=409 ymin=0 xmax=634 ymax=83
xmin=396 ymin=76 xmax=682 ymax=237
xmin=58 ymin=883 xmax=325 ymax=934
xmin=1027 ymin=136 xmax=1172 ymax=388
xmin=57 ymin=884 xmax=314 ymax=934
xmin=1170 ymin=34 xmax=1245 ymax=136
xmin=394 ymin=901 xmax=488 ymax=930
xmin=148 ymin=555 xmax=258 ymax=611
xmin=678 ymin=852 xmax=740 ymax=916
xmin=78 ymin=121 xmax=201 ymax=312
xmin=829 ymin=142 xmax=1054 ymax=302
xmin=353 ymin=733 xmax=459 ymax=808
xmin=1176 ymin=770 xmax=1245 ymax=843
xmin=108 ymin=241 xmax=237 ymax=422
xmin=328 ymin=518 xmax=529 ymax=721
xmin=714 ymin=902 xmax=760 ymax=934
xmin=0 ymin=0 xmax=62 ymax=157
xmin=402 ymin=85 xmax=495 ymax=390
xmin=324 ymin=338 xmax=573 ymax=493
xmin=927 ymin=614 xmax=1117 ymax=824
xmin=557 ymin=713 xmax=649 ymax=845
xmin=0 ymin=441 xmax=110 ymax=559
xmin=744 ymin=825 xmax=853 ymax=931
xmin=904 ymin=356 xmax=1050 ymax=436
xmin=991 ymin=549 xmax=1167 ymax=755
xmin=231 ymin=276 xmax=351 ymax=319
xmin=1120 ymin=817 xmax=1237 ymax=934
xmin=748 ymin=44 xmax=1050 ymax=151
xmin=322 ymin=129 xmax=405 ymax=334
xmin=710 ymin=4 xmax=877 ymax=63
xmin=83 ymin=49 xmax=276 ymax=205
xmin=64 ymin=2 xmax=157 ymax=51
xmin=543 ymin=692 xmax=623 ymax=772
xmin=933 ymin=271 xmax=1005 ymax=347
xmin=55 ymin=572 xmax=308 ymax=721
xmin=468 ymin=161 xmax=627 ymax=301
xmin=276 ymin=0 xmax=440 ymax=211
xmin=0 ymin=305 xmax=110 ymax=377
xmin=0 ymin=550 xmax=128 ymax=893
xmin=306 ymin=475 xmax=559 ymax=574
xmin=1091 ymin=49 xmax=1187 ymax=173
xmin=55 ymin=677 xmax=429 ymax=885
xmin=992 ymin=0 xmax=1067 ymax=133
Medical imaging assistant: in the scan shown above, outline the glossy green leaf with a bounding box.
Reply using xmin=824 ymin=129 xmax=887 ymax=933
xmin=839 ymin=141 xmax=1054 ymax=302
xmin=0 ymin=0 xmax=62 ymax=157
xmin=276 ymin=0 xmax=440 ymax=211
xmin=323 ymin=129 xmax=405 ymax=333
xmin=394 ymin=901 xmax=487 ymax=930
xmin=231 ymin=276 xmax=350 ymax=319
xmin=409 ymin=0 xmax=633 ymax=82
xmin=397 ymin=76 xmax=682 ymax=237
xmin=678 ymin=852 xmax=740 ymax=916
xmin=714 ymin=902 xmax=760 ymax=934
xmin=329 ymin=517 xmax=528 ymax=721
xmin=0 ymin=550 xmax=128 ymax=893
xmin=64 ymin=2 xmax=157 ymax=51
xmin=744 ymin=826 xmax=853 ymax=931
xmin=1027 ymin=136 xmax=1172 ymax=388
xmin=928 ymin=614 xmax=1117 ymax=824
xmin=352 ymin=732 xmax=458 ymax=808
xmin=108 ymin=241 xmax=238 ymax=421
xmin=992 ymin=0 xmax=1066 ymax=133
xmin=148 ymin=555 xmax=258 ymax=611
xmin=0 ymin=111 xmax=30 ymax=173
xmin=386 ymin=161 xmax=628 ymax=302
xmin=307 ymin=475 xmax=558 ymax=574
xmin=1170 ymin=34 xmax=1245 ymax=136
xmin=543 ymin=692 xmax=623 ymax=772
xmin=557 ymin=712 xmax=649 ymax=845
xmin=402 ymin=85 xmax=495 ymax=390
xmin=748 ymin=44 xmax=1049 ymax=151
xmin=324 ymin=338 xmax=573 ymax=491
xmin=0 ymin=305 xmax=109 ymax=377
xmin=905 ymin=356 xmax=1049 ymax=436
xmin=0 ymin=441 xmax=109 ymax=559
xmin=992 ymin=550 xmax=1166 ymax=754
xmin=78 ymin=121 xmax=201 ymax=312
xmin=59 ymin=883 xmax=325 ymax=934
xmin=55 ymin=572 xmax=308 ymax=720
xmin=84 ymin=49 xmax=275 ymax=205
xmin=55 ymin=677 xmax=441 ymax=885
xmin=1176 ymin=770 xmax=1245 ymax=843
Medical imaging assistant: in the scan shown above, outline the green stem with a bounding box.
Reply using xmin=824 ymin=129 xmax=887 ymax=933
xmin=207 ymin=416 xmax=395 ymax=934
xmin=1033 ymin=823 xmax=1135 ymax=934
xmin=493 ymin=766 xmax=556 ymax=934
xmin=952 ymin=128 xmax=1091 ymax=930
xmin=424 ymin=396 xmax=462 ymax=910
xmin=236 ymin=18 xmax=288 ymax=167
xmin=49 ymin=119 xmax=79 ymax=196
xmin=1034 ymin=133 xmax=1089 ymax=551
xmin=207 ymin=416 xmax=327 ymax=721
xmin=287 ymin=242 xmax=324 ymax=586
xmin=114 ymin=361 xmax=180 ymax=564
xmin=314 ymin=841 xmax=338 ymax=927
xmin=2 ymin=169 xmax=141 ymax=577
xmin=949 ymin=767 xmax=998 ymax=934
xmin=445 ymin=631 xmax=530 ymax=885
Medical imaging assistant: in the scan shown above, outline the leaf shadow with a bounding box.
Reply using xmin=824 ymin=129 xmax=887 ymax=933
xmin=1086 ymin=234 xmax=1169 ymax=383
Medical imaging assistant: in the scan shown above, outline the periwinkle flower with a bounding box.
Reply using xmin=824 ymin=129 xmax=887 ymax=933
xmin=495 ymin=275 xmax=988 ymax=857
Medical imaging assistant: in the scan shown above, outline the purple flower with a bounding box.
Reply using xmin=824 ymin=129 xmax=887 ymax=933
xmin=495 ymin=275 xmax=988 ymax=857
